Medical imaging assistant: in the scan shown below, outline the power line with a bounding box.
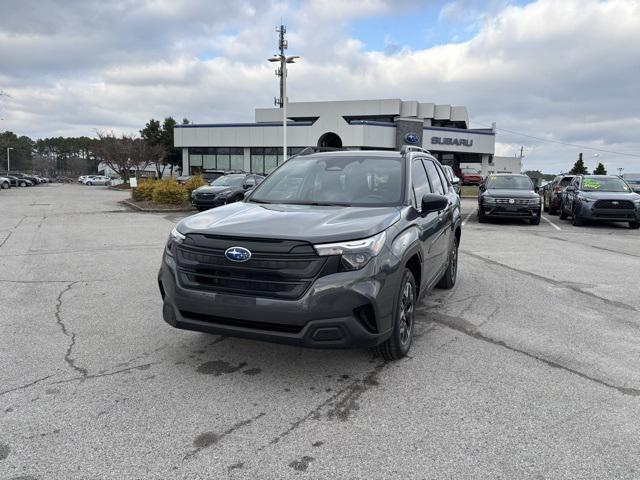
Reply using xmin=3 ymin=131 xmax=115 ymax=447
xmin=471 ymin=121 xmax=640 ymax=158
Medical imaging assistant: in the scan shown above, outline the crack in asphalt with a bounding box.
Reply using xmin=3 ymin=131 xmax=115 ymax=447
xmin=49 ymin=362 xmax=160 ymax=385
xmin=54 ymin=282 xmax=88 ymax=378
xmin=258 ymin=362 xmax=386 ymax=452
xmin=427 ymin=311 xmax=640 ymax=397
xmin=0 ymin=243 xmax=163 ymax=258
xmin=462 ymin=249 xmax=637 ymax=313
xmin=0 ymin=374 xmax=54 ymax=397
xmin=0 ymin=231 xmax=12 ymax=248
xmin=183 ymin=412 xmax=266 ymax=461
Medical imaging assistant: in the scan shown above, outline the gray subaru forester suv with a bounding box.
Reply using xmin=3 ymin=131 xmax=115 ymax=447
xmin=159 ymin=147 xmax=461 ymax=360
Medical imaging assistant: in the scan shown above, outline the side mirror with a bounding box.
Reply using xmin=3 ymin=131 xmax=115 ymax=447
xmin=479 ymin=184 xmax=486 ymax=192
xmin=534 ymin=186 xmax=540 ymax=193
xmin=565 ymin=186 xmax=576 ymax=192
xmin=421 ymin=194 xmax=448 ymax=214
xmin=451 ymin=177 xmax=460 ymax=185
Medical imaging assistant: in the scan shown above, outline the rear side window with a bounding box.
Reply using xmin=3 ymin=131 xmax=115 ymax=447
xmin=423 ymin=160 xmax=445 ymax=195
xmin=433 ymin=162 xmax=450 ymax=191
xmin=560 ymin=177 xmax=574 ymax=186
xmin=411 ymin=160 xmax=432 ymax=207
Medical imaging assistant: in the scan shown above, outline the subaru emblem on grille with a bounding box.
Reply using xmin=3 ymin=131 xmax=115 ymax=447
xmin=225 ymin=247 xmax=252 ymax=262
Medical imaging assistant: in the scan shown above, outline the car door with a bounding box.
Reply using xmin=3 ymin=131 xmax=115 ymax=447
xmin=410 ymin=158 xmax=447 ymax=288
xmin=422 ymin=159 xmax=453 ymax=275
xmin=564 ymin=176 xmax=580 ymax=211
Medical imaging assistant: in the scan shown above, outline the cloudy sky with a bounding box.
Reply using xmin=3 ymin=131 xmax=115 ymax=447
xmin=1 ymin=0 xmax=639 ymax=173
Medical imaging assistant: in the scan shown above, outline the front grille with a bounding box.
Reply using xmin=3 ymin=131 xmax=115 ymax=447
xmin=494 ymin=197 xmax=536 ymax=205
xmin=196 ymin=193 xmax=216 ymax=200
xmin=175 ymin=234 xmax=330 ymax=300
xmin=594 ymin=200 xmax=634 ymax=209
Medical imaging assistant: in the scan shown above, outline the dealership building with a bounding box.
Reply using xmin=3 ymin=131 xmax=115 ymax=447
xmin=175 ymin=99 xmax=500 ymax=175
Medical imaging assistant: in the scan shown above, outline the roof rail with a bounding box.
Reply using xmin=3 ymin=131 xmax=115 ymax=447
xmin=297 ymin=146 xmax=348 ymax=156
xmin=400 ymin=145 xmax=431 ymax=156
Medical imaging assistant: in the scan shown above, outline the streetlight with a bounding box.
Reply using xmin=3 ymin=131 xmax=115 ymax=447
xmin=6 ymin=147 xmax=13 ymax=174
xmin=268 ymin=54 xmax=300 ymax=160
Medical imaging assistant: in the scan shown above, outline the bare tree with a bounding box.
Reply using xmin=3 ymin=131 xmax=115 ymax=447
xmin=94 ymin=131 xmax=163 ymax=181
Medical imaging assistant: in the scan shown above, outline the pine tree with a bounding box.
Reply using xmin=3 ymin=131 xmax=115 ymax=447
xmin=593 ymin=162 xmax=607 ymax=175
xmin=569 ymin=152 xmax=589 ymax=175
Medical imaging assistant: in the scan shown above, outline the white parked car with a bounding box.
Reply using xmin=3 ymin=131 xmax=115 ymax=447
xmin=83 ymin=175 xmax=111 ymax=186
xmin=0 ymin=176 xmax=11 ymax=189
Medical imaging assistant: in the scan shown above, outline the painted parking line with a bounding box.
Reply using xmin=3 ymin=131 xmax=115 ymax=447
xmin=541 ymin=215 xmax=562 ymax=231
xmin=462 ymin=210 xmax=476 ymax=226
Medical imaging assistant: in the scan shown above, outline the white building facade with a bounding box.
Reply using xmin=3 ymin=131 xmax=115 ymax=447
xmin=174 ymin=99 xmax=496 ymax=175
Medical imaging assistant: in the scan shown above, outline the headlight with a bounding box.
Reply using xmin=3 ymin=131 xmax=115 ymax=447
xmin=530 ymin=197 xmax=541 ymax=204
xmin=165 ymin=227 xmax=185 ymax=258
xmin=483 ymin=196 xmax=496 ymax=204
xmin=314 ymin=231 xmax=386 ymax=271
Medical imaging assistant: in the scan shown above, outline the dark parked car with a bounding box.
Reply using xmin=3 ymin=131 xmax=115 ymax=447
xmin=559 ymin=175 xmax=640 ymax=229
xmin=6 ymin=175 xmax=32 ymax=187
xmin=159 ymin=147 xmax=461 ymax=360
xmin=13 ymin=173 xmax=40 ymax=185
xmin=478 ymin=173 xmax=541 ymax=224
xmin=543 ymin=175 xmax=574 ymax=215
xmin=191 ymin=173 xmax=264 ymax=211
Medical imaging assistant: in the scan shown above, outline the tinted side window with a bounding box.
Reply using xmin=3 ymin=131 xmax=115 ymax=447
xmin=433 ymin=162 xmax=450 ymax=192
xmin=412 ymin=160 xmax=432 ymax=208
xmin=423 ymin=160 xmax=445 ymax=195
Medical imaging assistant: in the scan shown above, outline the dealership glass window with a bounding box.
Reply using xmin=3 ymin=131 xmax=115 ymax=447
xmin=202 ymin=154 xmax=215 ymax=169
xmin=216 ymin=147 xmax=230 ymax=170
xmin=189 ymin=154 xmax=203 ymax=168
xmin=251 ymin=148 xmax=265 ymax=174
xmin=264 ymin=147 xmax=279 ymax=174
xmin=230 ymin=148 xmax=244 ymax=170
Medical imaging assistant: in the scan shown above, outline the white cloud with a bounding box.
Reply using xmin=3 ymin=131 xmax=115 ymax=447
xmin=1 ymin=0 xmax=640 ymax=172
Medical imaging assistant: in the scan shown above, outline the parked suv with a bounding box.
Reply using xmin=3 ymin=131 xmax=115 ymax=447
xmin=191 ymin=173 xmax=264 ymax=211
xmin=159 ymin=147 xmax=461 ymax=360
xmin=543 ymin=175 xmax=574 ymax=215
xmin=478 ymin=173 xmax=541 ymax=224
xmin=201 ymin=169 xmax=245 ymax=183
xmin=560 ymin=175 xmax=640 ymax=228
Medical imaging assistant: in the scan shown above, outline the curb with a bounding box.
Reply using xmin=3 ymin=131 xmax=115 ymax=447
xmin=119 ymin=199 xmax=195 ymax=213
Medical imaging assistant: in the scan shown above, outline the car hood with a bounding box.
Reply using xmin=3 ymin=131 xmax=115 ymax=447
xmin=194 ymin=185 xmax=234 ymax=195
xmin=484 ymin=189 xmax=538 ymax=198
xmin=178 ymin=202 xmax=402 ymax=244
xmin=579 ymin=191 xmax=640 ymax=200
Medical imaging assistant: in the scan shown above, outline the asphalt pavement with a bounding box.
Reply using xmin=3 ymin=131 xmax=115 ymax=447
xmin=1 ymin=184 xmax=639 ymax=480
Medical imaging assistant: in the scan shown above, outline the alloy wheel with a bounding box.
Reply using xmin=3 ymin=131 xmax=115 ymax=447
xmin=398 ymin=280 xmax=415 ymax=345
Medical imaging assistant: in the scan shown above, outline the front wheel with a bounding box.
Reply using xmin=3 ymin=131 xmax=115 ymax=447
xmin=477 ymin=209 xmax=487 ymax=223
xmin=375 ymin=269 xmax=416 ymax=361
xmin=1 ymin=181 xmax=8 ymax=189
xmin=86 ymin=181 xmax=93 ymax=186
xmin=437 ymin=237 xmax=459 ymax=289
xmin=20 ymin=181 xmax=26 ymax=187
xmin=629 ymin=221 xmax=640 ymax=229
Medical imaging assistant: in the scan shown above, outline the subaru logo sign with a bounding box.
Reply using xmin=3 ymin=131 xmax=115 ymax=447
xmin=404 ymin=133 xmax=419 ymax=144
xmin=225 ymin=247 xmax=252 ymax=262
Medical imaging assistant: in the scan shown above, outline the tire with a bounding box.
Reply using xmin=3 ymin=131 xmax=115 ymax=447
xmin=1 ymin=181 xmax=8 ymax=189
xmin=20 ymin=181 xmax=26 ymax=187
xmin=87 ymin=181 xmax=93 ymax=186
xmin=477 ymin=209 xmax=487 ymax=223
xmin=572 ymin=207 xmax=583 ymax=226
xmin=375 ymin=269 xmax=416 ymax=361
xmin=629 ymin=221 xmax=640 ymax=229
xmin=437 ymin=236 xmax=459 ymax=289
xmin=559 ymin=202 xmax=568 ymax=220
xmin=543 ymin=201 xmax=549 ymax=213
xmin=530 ymin=217 xmax=541 ymax=225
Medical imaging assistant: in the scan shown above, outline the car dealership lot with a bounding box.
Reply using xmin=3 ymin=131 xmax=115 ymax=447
xmin=1 ymin=185 xmax=639 ymax=479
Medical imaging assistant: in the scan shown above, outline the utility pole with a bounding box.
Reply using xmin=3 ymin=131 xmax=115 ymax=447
xmin=268 ymin=26 xmax=300 ymax=161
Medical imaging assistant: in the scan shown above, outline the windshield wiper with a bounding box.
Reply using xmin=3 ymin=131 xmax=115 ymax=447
xmin=249 ymin=198 xmax=272 ymax=204
xmin=284 ymin=201 xmax=350 ymax=207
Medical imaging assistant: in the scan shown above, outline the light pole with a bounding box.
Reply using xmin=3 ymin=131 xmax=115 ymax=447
xmin=268 ymin=54 xmax=300 ymax=161
xmin=6 ymin=147 xmax=13 ymax=173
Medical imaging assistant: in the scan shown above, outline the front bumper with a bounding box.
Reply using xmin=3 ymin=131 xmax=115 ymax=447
xmin=191 ymin=197 xmax=227 ymax=209
xmin=480 ymin=203 xmax=541 ymax=218
xmin=575 ymin=202 xmax=640 ymax=222
xmin=158 ymin=252 xmax=402 ymax=349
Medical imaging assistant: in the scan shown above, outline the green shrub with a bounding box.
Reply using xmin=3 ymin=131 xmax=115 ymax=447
xmin=132 ymin=179 xmax=158 ymax=201
xmin=185 ymin=175 xmax=207 ymax=196
xmin=152 ymin=180 xmax=187 ymax=205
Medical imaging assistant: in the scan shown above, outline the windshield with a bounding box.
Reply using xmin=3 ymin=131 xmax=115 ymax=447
xmin=249 ymin=155 xmax=403 ymax=206
xmin=486 ymin=175 xmax=533 ymax=190
xmin=210 ymin=175 xmax=245 ymax=187
xmin=582 ymin=177 xmax=632 ymax=192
